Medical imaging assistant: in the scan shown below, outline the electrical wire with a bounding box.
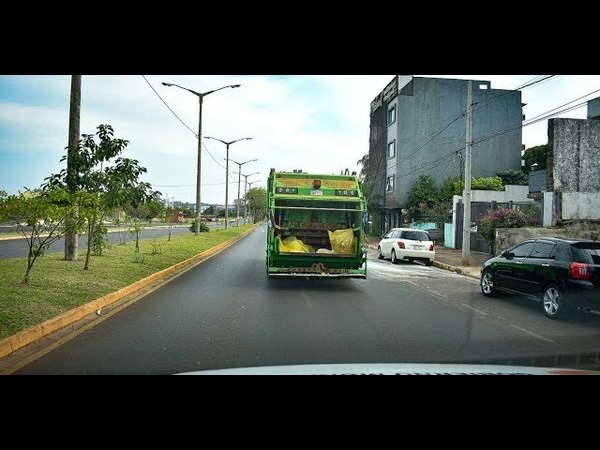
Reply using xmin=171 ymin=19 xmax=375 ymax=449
xmin=141 ymin=75 xmax=198 ymax=136
xmin=141 ymin=75 xmax=238 ymax=180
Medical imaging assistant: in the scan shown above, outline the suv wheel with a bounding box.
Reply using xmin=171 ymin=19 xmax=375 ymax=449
xmin=542 ymin=284 xmax=566 ymax=319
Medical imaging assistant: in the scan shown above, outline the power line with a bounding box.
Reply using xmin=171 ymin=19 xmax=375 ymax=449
xmin=152 ymin=181 xmax=240 ymax=187
xmin=141 ymin=75 xmax=197 ymax=136
xmin=141 ymin=75 xmax=236 ymax=178
xmin=473 ymin=75 xmax=556 ymax=112
xmin=473 ymin=88 xmax=600 ymax=146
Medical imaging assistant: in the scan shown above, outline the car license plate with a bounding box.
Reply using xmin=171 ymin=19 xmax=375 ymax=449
xmin=310 ymin=190 xmax=323 ymax=196
xmin=413 ymin=245 xmax=424 ymax=250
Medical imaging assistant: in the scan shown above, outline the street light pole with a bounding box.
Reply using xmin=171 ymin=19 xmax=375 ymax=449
xmin=204 ymin=136 xmax=252 ymax=229
xmin=237 ymin=172 xmax=259 ymax=224
xmin=230 ymin=159 xmax=258 ymax=227
xmin=161 ymin=81 xmax=240 ymax=235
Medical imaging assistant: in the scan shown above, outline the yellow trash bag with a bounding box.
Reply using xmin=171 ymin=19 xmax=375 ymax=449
xmin=278 ymin=236 xmax=307 ymax=253
xmin=327 ymin=229 xmax=355 ymax=254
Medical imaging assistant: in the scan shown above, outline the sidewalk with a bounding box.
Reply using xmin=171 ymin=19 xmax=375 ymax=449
xmin=365 ymin=235 xmax=489 ymax=280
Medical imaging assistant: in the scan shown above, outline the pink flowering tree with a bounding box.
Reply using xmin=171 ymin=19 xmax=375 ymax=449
xmin=479 ymin=207 xmax=531 ymax=248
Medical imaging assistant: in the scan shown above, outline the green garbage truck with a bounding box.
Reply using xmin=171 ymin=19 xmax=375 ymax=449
xmin=266 ymin=168 xmax=367 ymax=278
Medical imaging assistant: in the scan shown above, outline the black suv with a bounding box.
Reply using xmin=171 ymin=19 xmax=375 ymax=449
xmin=480 ymin=237 xmax=600 ymax=319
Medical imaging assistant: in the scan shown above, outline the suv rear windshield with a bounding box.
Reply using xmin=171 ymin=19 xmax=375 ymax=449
xmin=401 ymin=231 xmax=430 ymax=241
xmin=571 ymin=243 xmax=600 ymax=265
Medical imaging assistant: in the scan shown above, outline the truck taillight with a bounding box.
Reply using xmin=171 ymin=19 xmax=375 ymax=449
xmin=570 ymin=262 xmax=591 ymax=280
xmin=397 ymin=241 xmax=405 ymax=249
xmin=429 ymin=244 xmax=435 ymax=251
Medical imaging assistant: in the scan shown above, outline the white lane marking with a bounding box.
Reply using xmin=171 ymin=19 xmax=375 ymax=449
xmin=510 ymin=324 xmax=555 ymax=343
xmin=461 ymin=304 xmax=489 ymax=316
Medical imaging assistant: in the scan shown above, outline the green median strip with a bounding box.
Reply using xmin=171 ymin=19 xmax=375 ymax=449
xmin=0 ymin=224 xmax=257 ymax=340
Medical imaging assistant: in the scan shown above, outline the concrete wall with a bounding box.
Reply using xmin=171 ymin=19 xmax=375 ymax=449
xmin=588 ymin=96 xmax=600 ymax=120
xmin=494 ymin=223 xmax=600 ymax=256
xmin=444 ymin=223 xmax=454 ymax=248
xmin=494 ymin=227 xmax=566 ymax=256
xmin=471 ymin=185 xmax=533 ymax=203
xmin=562 ymin=192 xmax=600 ymax=220
xmin=549 ymin=118 xmax=600 ymax=192
xmin=529 ymin=169 xmax=547 ymax=193
xmin=389 ymin=77 xmax=522 ymax=206
xmin=543 ymin=191 xmax=553 ymax=227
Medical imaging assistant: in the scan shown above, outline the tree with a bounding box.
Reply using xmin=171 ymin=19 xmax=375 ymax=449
xmin=405 ymin=175 xmax=438 ymax=219
xmin=522 ymin=144 xmax=550 ymax=174
xmin=0 ymin=187 xmax=81 ymax=283
xmin=245 ymin=187 xmax=267 ymax=223
xmin=44 ymin=124 xmax=159 ymax=270
xmin=452 ymin=176 xmax=505 ymax=193
xmin=472 ymin=176 xmax=504 ymax=191
xmin=496 ymin=169 xmax=528 ymax=186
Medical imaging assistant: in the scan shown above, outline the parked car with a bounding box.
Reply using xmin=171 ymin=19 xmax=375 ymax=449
xmin=377 ymin=228 xmax=435 ymax=266
xmin=480 ymin=237 xmax=600 ymax=319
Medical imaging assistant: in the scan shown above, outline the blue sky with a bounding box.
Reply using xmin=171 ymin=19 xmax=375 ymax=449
xmin=1 ymin=75 xmax=599 ymax=204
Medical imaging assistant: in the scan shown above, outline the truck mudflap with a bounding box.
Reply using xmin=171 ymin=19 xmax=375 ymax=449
xmin=268 ymin=262 xmax=367 ymax=278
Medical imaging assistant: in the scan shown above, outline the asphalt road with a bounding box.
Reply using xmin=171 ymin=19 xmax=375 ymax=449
xmin=16 ymin=224 xmax=600 ymax=374
xmin=0 ymin=224 xmax=227 ymax=259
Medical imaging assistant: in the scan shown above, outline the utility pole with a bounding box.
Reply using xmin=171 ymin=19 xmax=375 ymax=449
xmin=65 ymin=75 xmax=81 ymax=261
xmin=196 ymin=96 xmax=203 ymax=235
xmin=461 ymin=80 xmax=473 ymax=266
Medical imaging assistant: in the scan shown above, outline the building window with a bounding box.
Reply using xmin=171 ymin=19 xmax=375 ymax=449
xmin=387 ymin=141 xmax=395 ymax=159
xmin=386 ymin=175 xmax=395 ymax=192
xmin=387 ymin=105 xmax=396 ymax=126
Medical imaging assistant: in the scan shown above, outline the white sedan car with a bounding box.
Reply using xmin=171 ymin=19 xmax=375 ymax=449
xmin=377 ymin=228 xmax=435 ymax=266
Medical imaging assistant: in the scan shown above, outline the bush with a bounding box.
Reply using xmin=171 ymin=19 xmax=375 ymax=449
xmin=189 ymin=221 xmax=209 ymax=233
xmin=479 ymin=207 xmax=531 ymax=247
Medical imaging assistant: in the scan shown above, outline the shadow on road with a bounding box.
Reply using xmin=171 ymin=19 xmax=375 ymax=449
xmin=486 ymin=292 xmax=600 ymax=327
xmin=265 ymin=276 xmax=365 ymax=293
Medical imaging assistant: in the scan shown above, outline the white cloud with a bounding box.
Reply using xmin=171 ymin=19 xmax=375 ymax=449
xmin=1 ymin=74 xmax=599 ymax=203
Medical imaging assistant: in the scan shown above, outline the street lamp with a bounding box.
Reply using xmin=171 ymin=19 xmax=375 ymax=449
xmin=204 ymin=136 xmax=252 ymax=229
xmin=246 ymin=179 xmax=262 ymax=223
xmin=230 ymin=159 xmax=258 ymax=227
xmin=235 ymin=171 xmax=259 ymax=224
xmin=161 ymin=80 xmax=240 ymax=235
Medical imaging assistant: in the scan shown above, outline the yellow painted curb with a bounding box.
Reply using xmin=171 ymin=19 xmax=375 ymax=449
xmin=0 ymin=225 xmax=259 ymax=359
xmin=433 ymin=261 xmax=480 ymax=279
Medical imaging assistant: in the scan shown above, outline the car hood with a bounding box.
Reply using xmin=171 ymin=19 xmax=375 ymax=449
xmin=176 ymin=363 xmax=598 ymax=375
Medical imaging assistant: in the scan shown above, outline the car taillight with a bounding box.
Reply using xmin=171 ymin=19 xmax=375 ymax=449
xmin=570 ymin=262 xmax=591 ymax=280
xmin=429 ymin=244 xmax=434 ymax=251
xmin=397 ymin=241 xmax=405 ymax=249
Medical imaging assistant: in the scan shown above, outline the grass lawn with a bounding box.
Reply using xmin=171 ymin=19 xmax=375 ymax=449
xmin=0 ymin=224 xmax=257 ymax=339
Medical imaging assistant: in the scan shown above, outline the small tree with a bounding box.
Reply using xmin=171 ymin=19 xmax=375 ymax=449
xmin=0 ymin=187 xmax=81 ymax=283
xmin=129 ymin=218 xmax=145 ymax=262
xmin=44 ymin=124 xmax=159 ymax=270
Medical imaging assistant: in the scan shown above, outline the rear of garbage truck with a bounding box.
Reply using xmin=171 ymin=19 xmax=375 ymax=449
xmin=266 ymin=168 xmax=367 ymax=278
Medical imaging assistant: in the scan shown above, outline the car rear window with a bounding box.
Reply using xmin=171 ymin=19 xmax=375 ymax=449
xmin=401 ymin=231 xmax=430 ymax=241
xmin=571 ymin=244 xmax=600 ymax=265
